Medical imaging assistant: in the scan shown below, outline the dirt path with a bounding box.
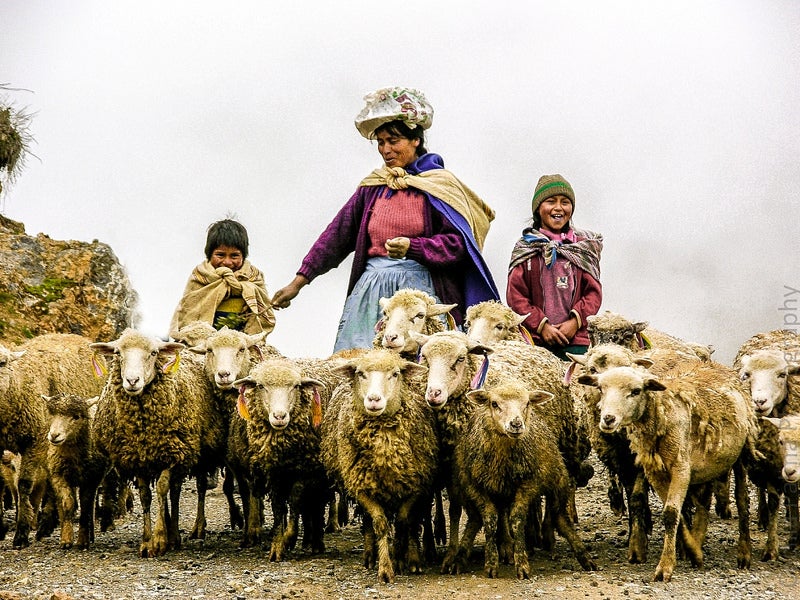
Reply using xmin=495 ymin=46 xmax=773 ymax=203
xmin=1 ymin=455 xmax=800 ymax=599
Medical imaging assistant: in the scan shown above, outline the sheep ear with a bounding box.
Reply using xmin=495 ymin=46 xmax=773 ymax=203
xmin=247 ymin=332 xmax=268 ymax=347
xmin=576 ymin=373 xmax=598 ymax=387
xmin=528 ymin=390 xmax=553 ymax=406
xmin=332 ymin=361 xmax=358 ymax=378
xmin=378 ymin=296 xmax=390 ymax=311
xmin=232 ymin=376 xmax=256 ymax=389
xmin=632 ymin=321 xmax=649 ymax=333
xmin=467 ymin=340 xmax=493 ymax=356
xmin=301 ymin=377 xmax=325 ymax=390
xmin=788 ymin=362 xmax=800 ymax=375
xmin=187 ymin=342 xmax=207 ymax=355
xmin=90 ymin=342 xmax=117 ymax=356
xmin=466 ymin=389 xmax=490 ymax=404
xmin=158 ymin=341 xmax=185 ymax=355
xmin=428 ymin=303 xmax=458 ymax=317
xmin=643 ymin=377 xmax=666 ymax=391
xmin=86 ymin=396 xmax=100 ymax=408
xmin=401 ymin=361 xmax=428 ymax=377
xmin=761 ymin=416 xmax=782 ymax=429
xmin=633 ymin=357 xmax=655 ymax=369
xmin=512 ymin=311 xmax=530 ymax=327
xmin=10 ymin=350 xmax=25 ymax=361
xmin=566 ymin=352 xmax=587 ymax=366
xmin=409 ymin=331 xmax=430 ymax=347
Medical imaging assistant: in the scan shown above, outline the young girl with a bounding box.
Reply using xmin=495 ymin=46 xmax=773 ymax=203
xmin=506 ymin=174 xmax=603 ymax=360
xmin=169 ymin=218 xmax=276 ymax=339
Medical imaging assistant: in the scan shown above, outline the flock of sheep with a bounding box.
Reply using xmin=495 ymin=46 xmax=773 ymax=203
xmin=0 ymin=289 xmax=799 ymax=585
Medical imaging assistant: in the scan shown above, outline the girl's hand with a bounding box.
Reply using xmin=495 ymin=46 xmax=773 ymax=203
xmin=541 ymin=322 xmax=570 ymax=346
xmin=554 ymin=316 xmax=579 ymax=342
xmin=385 ymin=237 xmax=410 ymax=259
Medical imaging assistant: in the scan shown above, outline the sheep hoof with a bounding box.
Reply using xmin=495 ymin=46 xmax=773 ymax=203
xmin=12 ymin=526 xmax=31 ymax=549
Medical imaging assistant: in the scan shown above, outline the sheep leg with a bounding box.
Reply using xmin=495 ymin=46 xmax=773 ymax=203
xmin=12 ymin=450 xmax=41 ymax=548
xmin=433 ymin=488 xmax=446 ymax=546
xmin=148 ymin=469 xmax=171 ymax=557
xmin=445 ymin=502 xmax=482 ymax=575
xmin=269 ymin=486 xmax=291 ymax=562
xmin=761 ymin=483 xmax=781 ymax=561
xmin=442 ymin=483 xmax=462 ymax=566
xmin=608 ymin=473 xmax=627 ymax=516
xmin=394 ymin=495 xmax=425 ymax=575
xmin=167 ymin=473 xmax=182 ymax=551
xmin=362 ymin=512 xmax=378 ymax=570
xmin=242 ymin=482 xmax=264 ymax=548
xmin=626 ymin=470 xmax=650 ymax=564
xmin=97 ymin=468 xmax=120 ymax=532
xmin=137 ymin=476 xmax=154 ymax=557
xmin=733 ymin=458 xmax=751 ymax=569
xmin=478 ymin=501 xmax=500 ymax=578
xmin=687 ymin=483 xmax=713 ymax=555
xmin=713 ymin=470 xmax=732 ymax=519
xmin=190 ymin=470 xmax=208 ymax=540
xmin=50 ymin=474 xmax=76 ymax=549
xmin=35 ymin=480 xmax=59 ymax=540
xmin=785 ymin=484 xmax=800 ymax=550
xmin=653 ymin=467 xmax=691 ymax=582
xmin=356 ymin=493 xmax=394 ymax=583
xmin=336 ymin=487 xmax=350 ymax=528
xmin=76 ymin=476 xmax=100 ymax=549
xmin=510 ymin=485 xmax=536 ymax=579
xmin=498 ymin=507 xmax=513 ymax=564
xmin=222 ymin=466 xmax=244 ymax=530
xmin=420 ymin=493 xmax=437 ymax=565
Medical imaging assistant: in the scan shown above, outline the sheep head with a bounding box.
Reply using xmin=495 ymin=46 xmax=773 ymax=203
xmin=740 ymin=349 xmax=800 ymax=416
xmin=0 ymin=345 xmax=25 ymax=394
xmin=377 ymin=288 xmax=456 ymax=354
xmin=91 ymin=329 xmax=184 ymax=396
xmin=412 ymin=330 xmax=491 ymax=408
xmin=464 ymin=300 xmax=528 ymax=346
xmin=333 ymin=349 xmax=426 ymax=417
xmin=577 ymin=366 xmax=665 ymax=433
xmin=233 ymin=359 xmax=322 ymax=430
xmin=586 ymin=311 xmax=648 ymax=350
xmin=193 ymin=327 xmax=269 ymax=389
xmin=762 ymin=414 xmax=800 ymax=483
xmin=467 ymin=380 xmax=552 ymax=438
xmin=43 ymin=393 xmax=91 ymax=446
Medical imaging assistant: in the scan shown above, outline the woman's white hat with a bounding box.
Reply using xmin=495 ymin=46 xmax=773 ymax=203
xmin=354 ymin=87 xmax=433 ymax=140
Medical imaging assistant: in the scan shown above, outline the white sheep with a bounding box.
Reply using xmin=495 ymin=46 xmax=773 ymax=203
xmin=0 ymin=333 xmax=105 ymax=548
xmin=577 ymin=361 xmax=758 ymax=581
xmin=451 ymin=379 xmax=596 ymax=578
xmin=464 ymin=300 xmax=528 ymax=345
xmin=734 ymin=329 xmax=800 ymax=556
xmin=43 ymin=392 xmax=110 ymax=549
xmin=411 ymin=330 xmax=590 ymax=567
xmin=230 ymin=359 xmax=328 ymax=559
xmin=321 ymin=349 xmax=437 ymax=583
xmin=91 ymin=329 xmax=213 ymax=557
xmin=374 ymin=288 xmax=456 ymax=357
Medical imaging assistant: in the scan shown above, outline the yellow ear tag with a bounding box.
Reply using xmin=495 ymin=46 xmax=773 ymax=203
xmin=161 ymin=352 xmax=181 ymax=374
xmin=237 ymin=387 xmax=251 ymax=420
xmin=519 ymin=325 xmax=535 ymax=346
xmin=446 ymin=313 xmax=457 ymax=331
xmin=312 ymin=388 xmax=322 ymax=429
xmin=91 ymin=353 xmax=108 ymax=378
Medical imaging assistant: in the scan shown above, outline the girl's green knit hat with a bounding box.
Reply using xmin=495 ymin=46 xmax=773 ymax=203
xmin=531 ymin=174 xmax=575 ymax=215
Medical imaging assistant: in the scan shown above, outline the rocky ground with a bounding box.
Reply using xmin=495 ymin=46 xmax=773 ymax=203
xmin=1 ymin=456 xmax=800 ymax=600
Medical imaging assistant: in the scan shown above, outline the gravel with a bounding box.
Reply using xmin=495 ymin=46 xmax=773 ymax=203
xmin=1 ymin=455 xmax=799 ymax=600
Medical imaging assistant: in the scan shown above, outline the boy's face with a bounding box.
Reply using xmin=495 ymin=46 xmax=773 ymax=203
xmin=209 ymin=245 xmax=244 ymax=271
xmin=538 ymin=195 xmax=573 ymax=233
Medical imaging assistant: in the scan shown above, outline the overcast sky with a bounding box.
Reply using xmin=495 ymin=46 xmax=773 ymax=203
xmin=2 ymin=0 xmax=799 ymax=364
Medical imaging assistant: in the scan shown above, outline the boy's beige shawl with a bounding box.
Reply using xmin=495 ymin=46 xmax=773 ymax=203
xmin=169 ymin=259 xmax=276 ymax=339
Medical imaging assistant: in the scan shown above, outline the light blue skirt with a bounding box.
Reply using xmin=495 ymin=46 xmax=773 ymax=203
xmin=333 ymin=256 xmax=438 ymax=353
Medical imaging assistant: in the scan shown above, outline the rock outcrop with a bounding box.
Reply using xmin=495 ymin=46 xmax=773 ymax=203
xmin=0 ymin=214 xmax=137 ymax=344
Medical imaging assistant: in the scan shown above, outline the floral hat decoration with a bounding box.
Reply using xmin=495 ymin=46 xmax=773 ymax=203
xmin=354 ymin=87 xmax=434 ymax=140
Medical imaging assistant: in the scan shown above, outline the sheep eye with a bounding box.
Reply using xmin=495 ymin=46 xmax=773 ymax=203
xmin=778 ymin=373 xmax=787 ymax=379
xmin=495 ymin=324 xmax=504 ymax=331
xmin=589 ymin=367 xmax=598 ymax=374
xmin=357 ymin=372 xmax=368 ymax=380
xmin=390 ymin=371 xmax=399 ymax=379
xmin=630 ymin=388 xmax=642 ymax=397
xmin=740 ymin=372 xmax=750 ymax=381
xmin=491 ymin=401 xmax=500 ymax=410
xmin=0 ymin=360 xmax=6 ymax=368
xmin=150 ymin=350 xmax=158 ymax=357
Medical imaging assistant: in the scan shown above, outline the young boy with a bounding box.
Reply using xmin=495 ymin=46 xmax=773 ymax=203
xmin=506 ymin=174 xmax=603 ymax=360
xmin=169 ymin=218 xmax=276 ymax=339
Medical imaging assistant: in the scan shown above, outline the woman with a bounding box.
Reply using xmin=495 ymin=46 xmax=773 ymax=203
xmin=506 ymin=174 xmax=602 ymax=360
xmin=271 ymin=87 xmax=499 ymax=352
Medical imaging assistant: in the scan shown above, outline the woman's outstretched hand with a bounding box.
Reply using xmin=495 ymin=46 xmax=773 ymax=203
xmin=271 ymin=275 xmax=309 ymax=309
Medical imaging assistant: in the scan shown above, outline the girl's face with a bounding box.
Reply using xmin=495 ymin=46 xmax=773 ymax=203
xmin=538 ymin=195 xmax=573 ymax=233
xmin=376 ymin=129 xmax=420 ymax=168
xmin=209 ymin=245 xmax=244 ymax=271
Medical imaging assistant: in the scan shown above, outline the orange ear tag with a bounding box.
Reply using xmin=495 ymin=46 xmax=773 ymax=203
xmin=91 ymin=353 xmax=108 ymax=378
xmin=237 ymin=387 xmax=251 ymax=420
xmin=162 ymin=352 xmax=181 ymax=374
xmin=312 ymin=388 xmax=322 ymax=428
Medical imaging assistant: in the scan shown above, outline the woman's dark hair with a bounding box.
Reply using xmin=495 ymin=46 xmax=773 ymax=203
xmin=374 ymin=120 xmax=427 ymax=156
xmin=205 ymin=219 xmax=249 ymax=259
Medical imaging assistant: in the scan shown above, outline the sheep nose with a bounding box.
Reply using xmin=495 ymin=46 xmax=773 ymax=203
xmin=509 ymin=417 xmax=524 ymax=431
xmin=602 ymin=414 xmax=616 ymax=427
xmin=126 ymin=376 xmax=140 ymax=387
xmin=217 ymin=370 xmax=230 ymax=379
xmin=384 ymin=333 xmax=398 ymax=344
xmin=427 ymin=388 xmax=441 ymax=399
xmin=366 ymin=393 xmax=382 ymax=403
xmin=272 ymin=411 xmax=287 ymax=421
xmin=785 ymin=467 xmax=797 ymax=479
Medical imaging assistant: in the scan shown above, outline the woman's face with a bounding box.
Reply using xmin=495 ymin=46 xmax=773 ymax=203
xmin=538 ymin=195 xmax=573 ymax=233
xmin=376 ymin=129 xmax=420 ymax=168
xmin=209 ymin=245 xmax=244 ymax=271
